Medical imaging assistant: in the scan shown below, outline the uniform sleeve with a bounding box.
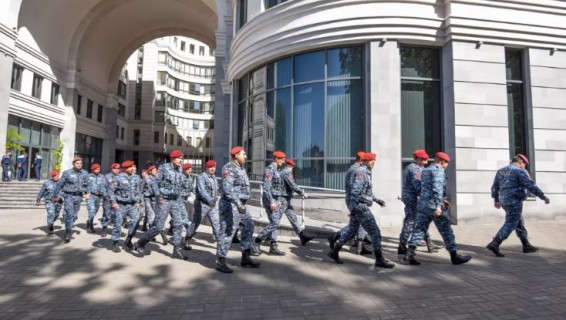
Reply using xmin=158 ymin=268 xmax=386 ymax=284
xmin=109 ymin=178 xmax=118 ymax=205
xmin=350 ymin=170 xmax=367 ymax=208
xmin=431 ymin=170 xmax=445 ymax=209
xmin=36 ymin=182 xmax=48 ymax=202
xmin=222 ymin=166 xmax=242 ymax=207
xmin=412 ymin=168 xmax=422 ymax=195
xmin=152 ymin=170 xmax=165 ymax=198
xmin=491 ymin=171 xmax=501 ymax=202
xmin=197 ymin=175 xmax=214 ymax=206
xmin=53 ymin=171 xmax=67 ymax=198
xmin=282 ymin=171 xmax=303 ymax=196
xmin=262 ymin=167 xmax=275 ymax=205
xmin=518 ymin=170 xmax=546 ymax=200
xmin=87 ymin=176 xmax=94 ymax=194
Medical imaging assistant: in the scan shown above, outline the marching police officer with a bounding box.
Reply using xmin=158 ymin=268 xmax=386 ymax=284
xmin=280 ymin=159 xmax=313 ymax=246
xmin=134 ymin=150 xmax=188 ymax=260
xmin=215 ymin=146 xmax=261 ymax=273
xmin=141 ymin=165 xmax=157 ymax=231
xmin=1 ymin=151 xmax=12 ymax=181
xmin=53 ymin=157 xmax=89 ymax=243
xmin=327 ymin=152 xmax=395 ymax=269
xmin=486 ymin=154 xmax=550 ymax=257
xmin=32 ymin=152 xmax=43 ymax=181
xmin=36 ymin=170 xmax=62 ymax=235
xmin=403 ymin=152 xmax=471 ymax=265
xmin=180 ymin=162 xmax=195 ymax=248
xmin=86 ymin=163 xmax=104 ymax=234
xmin=254 ymin=151 xmax=288 ymax=256
xmin=187 ymin=160 xmax=221 ymax=243
xmin=108 ymin=160 xmax=142 ymax=253
xmin=100 ymin=163 xmax=121 ymax=237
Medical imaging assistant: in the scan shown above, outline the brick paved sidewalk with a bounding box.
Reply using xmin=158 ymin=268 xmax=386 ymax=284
xmin=1 ymin=208 xmax=565 ymax=320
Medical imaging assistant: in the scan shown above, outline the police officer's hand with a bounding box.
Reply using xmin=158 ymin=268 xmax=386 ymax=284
xmin=443 ymin=199 xmax=451 ymax=209
xmin=270 ymin=202 xmax=278 ymax=211
xmin=544 ymin=197 xmax=550 ymax=205
xmin=494 ymin=201 xmax=501 ymax=209
xmin=158 ymin=197 xmax=164 ymax=205
xmin=35 ymin=201 xmax=40 ymax=206
xmin=434 ymin=207 xmax=442 ymax=217
xmin=135 ymin=203 xmax=141 ymax=209
xmin=376 ymin=199 xmax=386 ymax=207
xmin=112 ymin=203 xmax=119 ymax=210
xmin=51 ymin=197 xmax=58 ymax=204
xmin=84 ymin=194 xmax=90 ymax=201
xmin=237 ymin=204 xmax=246 ymax=214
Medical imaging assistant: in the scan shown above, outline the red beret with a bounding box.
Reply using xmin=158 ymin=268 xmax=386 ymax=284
xmin=286 ymin=159 xmax=295 ymax=167
xmin=90 ymin=163 xmax=100 ymax=171
xmin=230 ymin=146 xmax=243 ymax=156
xmin=121 ymin=160 xmax=134 ymax=169
xmin=110 ymin=163 xmax=120 ymax=169
xmin=413 ymin=149 xmax=430 ymax=160
xmin=147 ymin=165 xmax=156 ymax=171
xmin=516 ymin=154 xmax=529 ymax=165
xmin=205 ymin=160 xmax=216 ymax=168
xmin=363 ymin=152 xmax=377 ymax=161
xmin=50 ymin=170 xmax=59 ymax=177
xmin=436 ymin=152 xmax=451 ymax=162
xmin=182 ymin=163 xmax=192 ymax=170
xmin=273 ymin=151 xmax=286 ymax=159
xmin=170 ymin=149 xmax=183 ymax=159
xmin=356 ymin=151 xmax=366 ymax=160
xmin=72 ymin=157 xmax=82 ymax=163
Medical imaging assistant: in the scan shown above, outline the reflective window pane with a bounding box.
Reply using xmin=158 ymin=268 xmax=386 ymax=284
xmin=294 ymin=159 xmax=324 ymax=188
xmin=326 ymin=80 xmax=364 ymax=157
xmin=505 ymin=50 xmax=523 ymax=81
xmin=507 ymin=83 xmax=527 ymax=156
xmin=294 ymin=51 xmax=325 ymax=83
xmin=267 ymin=58 xmax=292 ymax=89
xmin=274 ymin=88 xmax=291 ymax=153
xmin=327 ymin=47 xmax=363 ymax=79
xmin=293 ymin=83 xmax=324 ymax=158
xmin=250 ymin=66 xmax=266 ymax=96
xmin=401 ymin=47 xmax=439 ymax=79
xmin=326 ymin=159 xmax=352 ymax=190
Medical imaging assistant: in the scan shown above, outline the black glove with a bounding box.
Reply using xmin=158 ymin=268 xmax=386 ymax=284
xmin=376 ymin=199 xmax=386 ymax=207
xmin=237 ymin=204 xmax=246 ymax=214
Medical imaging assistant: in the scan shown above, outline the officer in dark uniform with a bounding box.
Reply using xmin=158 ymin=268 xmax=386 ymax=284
xmin=36 ymin=170 xmax=62 ymax=234
xmin=486 ymin=154 xmax=550 ymax=257
xmin=180 ymin=162 xmax=195 ymax=248
xmin=32 ymin=152 xmax=43 ymax=181
xmin=1 ymin=151 xmax=12 ymax=181
xmin=86 ymin=163 xmax=104 ymax=234
xmin=100 ymin=163 xmax=121 ymax=237
xmin=281 ymin=159 xmax=313 ymax=246
xmin=187 ymin=160 xmax=221 ymax=243
xmin=141 ymin=165 xmax=157 ymax=231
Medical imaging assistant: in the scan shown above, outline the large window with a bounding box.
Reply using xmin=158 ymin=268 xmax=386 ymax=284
xmin=11 ymin=64 xmax=23 ymax=91
xmin=400 ymin=46 xmax=442 ymax=167
xmin=75 ymin=133 xmax=102 ymax=170
xmin=134 ymin=129 xmax=140 ymax=145
xmin=97 ymin=105 xmax=104 ymax=122
xmin=32 ymin=74 xmax=43 ymax=99
xmin=265 ymin=0 xmax=289 ymax=9
xmin=50 ymin=83 xmax=59 ymax=105
xmin=86 ymin=99 xmax=93 ymax=119
xmin=505 ymin=49 xmax=531 ymax=166
xmin=236 ymin=0 xmax=247 ymax=31
xmin=76 ymin=94 xmax=82 ymax=115
xmin=237 ymin=46 xmax=365 ymax=188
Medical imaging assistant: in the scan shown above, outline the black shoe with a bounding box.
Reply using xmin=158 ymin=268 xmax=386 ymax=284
xmin=327 ymin=242 xmax=344 ymax=264
xmin=397 ymin=243 xmax=407 ymax=255
xmin=124 ymin=235 xmax=134 ymax=250
xmin=141 ymin=224 xmax=148 ymax=232
xmin=425 ymin=238 xmax=442 ymax=253
xmin=450 ymin=251 xmax=472 ymax=265
xmin=232 ymin=234 xmax=241 ymax=244
xmin=241 ymin=250 xmax=261 ymax=268
xmin=486 ymin=238 xmax=505 ymax=257
xmin=47 ymin=224 xmax=54 ymax=235
xmin=101 ymin=227 xmax=107 ymax=238
xmin=299 ymin=231 xmax=314 ymax=246
xmin=133 ymin=239 xmax=147 ymax=256
xmin=160 ymin=231 xmax=168 ymax=245
xmin=112 ymin=241 xmax=121 ymax=253
xmin=251 ymin=237 xmax=262 ymax=256
xmin=355 ymin=239 xmax=372 ymax=255
xmin=521 ymin=239 xmax=539 ymax=253
xmin=172 ymin=246 xmax=188 ymax=260
xmin=402 ymin=246 xmax=421 ymax=265
xmin=327 ymin=232 xmax=339 ymax=250
xmin=63 ymin=230 xmax=71 ymax=243
xmin=166 ymin=226 xmax=173 ymax=236
xmin=183 ymin=236 xmax=192 ymax=250
xmin=215 ymin=257 xmax=234 ymax=273
xmin=87 ymin=219 xmax=96 ymax=234
xmin=268 ymin=241 xmax=286 ymax=256
xmin=374 ymin=250 xmax=395 ymax=269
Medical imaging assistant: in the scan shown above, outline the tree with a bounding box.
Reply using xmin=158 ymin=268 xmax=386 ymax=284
xmin=5 ymin=128 xmax=24 ymax=153
xmin=53 ymin=138 xmax=65 ymax=171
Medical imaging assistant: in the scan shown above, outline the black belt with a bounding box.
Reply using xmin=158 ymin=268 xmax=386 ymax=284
xmin=64 ymin=192 xmax=83 ymax=196
xmin=117 ymin=201 xmax=136 ymax=205
xmin=162 ymin=195 xmax=178 ymax=200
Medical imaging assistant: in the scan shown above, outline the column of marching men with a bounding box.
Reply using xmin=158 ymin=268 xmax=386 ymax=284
xmin=34 ymin=146 xmax=551 ymax=273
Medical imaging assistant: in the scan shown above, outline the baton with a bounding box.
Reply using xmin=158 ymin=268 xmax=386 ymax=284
xmin=259 ymin=184 xmax=264 ymax=219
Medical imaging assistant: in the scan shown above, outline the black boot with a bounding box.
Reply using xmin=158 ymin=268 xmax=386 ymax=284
xmin=241 ymin=250 xmax=261 ymax=268
xmin=166 ymin=225 xmax=173 ymax=236
xmin=63 ymin=230 xmax=71 ymax=243
xmin=397 ymin=243 xmax=407 ymax=255
xmin=141 ymin=218 xmax=148 ymax=232
xmin=425 ymin=237 xmax=442 ymax=253
xmin=183 ymin=236 xmax=192 ymax=250
xmin=133 ymin=237 xmax=149 ymax=256
xmin=124 ymin=235 xmax=134 ymax=250
xmin=87 ymin=218 xmax=96 ymax=234
xmin=101 ymin=227 xmax=107 ymax=238
xmin=374 ymin=250 xmax=395 ymax=269
xmin=232 ymin=232 xmax=241 ymax=244
xmin=268 ymin=241 xmax=286 ymax=256
xmin=327 ymin=242 xmax=344 ymax=264
xmin=521 ymin=239 xmax=539 ymax=253
xmin=47 ymin=224 xmax=54 ymax=235
xmin=486 ymin=238 xmax=505 ymax=257
xmin=402 ymin=245 xmax=421 ymax=265
xmin=215 ymin=257 xmax=233 ymax=273
xmin=450 ymin=251 xmax=472 ymax=265
xmin=355 ymin=239 xmax=372 ymax=255
xmin=327 ymin=232 xmax=340 ymax=250
xmin=172 ymin=246 xmax=188 ymax=260
xmin=112 ymin=241 xmax=121 ymax=253
xmin=299 ymin=231 xmax=314 ymax=246
xmin=251 ymin=237 xmax=262 ymax=256
xmin=160 ymin=231 xmax=169 ymax=245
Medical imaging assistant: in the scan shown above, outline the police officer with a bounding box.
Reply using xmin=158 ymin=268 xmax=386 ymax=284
xmin=215 ymin=146 xmax=261 ymax=273
xmin=100 ymin=163 xmax=121 ymax=237
xmin=16 ymin=151 xmax=28 ymax=181
xmin=281 ymin=159 xmax=313 ymax=246
xmin=1 ymin=151 xmax=12 ymax=181
xmin=398 ymin=149 xmax=442 ymax=255
xmin=134 ymin=150 xmax=188 ymax=260
xmin=85 ymin=163 xmax=104 ymax=234
xmin=254 ymin=151 xmax=288 ymax=256
xmin=486 ymin=154 xmax=550 ymax=257
xmin=327 ymin=152 xmax=395 ymax=269
xmin=32 ymin=152 xmax=43 ymax=181
xmin=141 ymin=165 xmax=157 ymax=231
xmin=36 ymin=170 xmax=62 ymax=235
xmin=53 ymin=157 xmax=89 ymax=243
xmin=403 ymin=152 xmax=471 ymax=265
xmin=187 ymin=160 xmax=221 ymax=243
xmin=108 ymin=160 xmax=142 ymax=253
xmin=180 ymin=162 xmax=195 ymax=248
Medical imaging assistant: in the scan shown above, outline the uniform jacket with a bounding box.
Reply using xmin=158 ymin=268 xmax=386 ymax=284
xmin=180 ymin=173 xmax=195 ymax=199
xmin=417 ymin=163 xmax=446 ymax=212
xmin=36 ymin=179 xmax=59 ymax=203
xmin=262 ymin=163 xmax=286 ymax=205
xmin=109 ymin=172 xmax=142 ymax=204
xmin=402 ymin=162 xmax=423 ymax=203
xmin=348 ymin=165 xmax=382 ymax=212
xmin=491 ymin=164 xmax=546 ymax=207
xmin=196 ymin=171 xmax=218 ymax=206
xmin=153 ymin=163 xmax=183 ymax=198
xmin=221 ymin=160 xmax=250 ymax=207
xmin=54 ymin=168 xmax=89 ymax=197
xmin=281 ymin=167 xmax=303 ymax=199
xmin=87 ymin=173 xmax=104 ymax=196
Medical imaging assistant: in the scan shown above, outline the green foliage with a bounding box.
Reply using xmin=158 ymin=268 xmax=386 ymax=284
xmin=5 ymin=128 xmax=24 ymax=153
xmin=53 ymin=138 xmax=65 ymax=171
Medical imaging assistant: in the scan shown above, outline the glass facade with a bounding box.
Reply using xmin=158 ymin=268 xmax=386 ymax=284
xmin=400 ymin=46 xmax=442 ymax=167
xmin=505 ymin=49 xmax=529 ymax=160
xmin=237 ymin=46 xmax=365 ymax=188
xmin=75 ymin=133 xmax=103 ymax=170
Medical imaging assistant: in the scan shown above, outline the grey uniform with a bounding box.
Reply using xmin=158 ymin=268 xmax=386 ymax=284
xmin=101 ymin=172 xmax=119 ymax=228
xmin=53 ymin=168 xmax=89 ymax=230
xmin=279 ymin=167 xmax=305 ymax=237
xmin=188 ymin=171 xmax=221 ymax=241
xmin=257 ymin=163 xmax=287 ymax=242
xmin=87 ymin=173 xmax=104 ymax=221
xmin=36 ymin=179 xmax=62 ymax=226
xmin=142 ymin=175 xmax=157 ymax=226
xmin=179 ymin=173 xmax=194 ymax=234
xmin=108 ymin=172 xmax=142 ymax=241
